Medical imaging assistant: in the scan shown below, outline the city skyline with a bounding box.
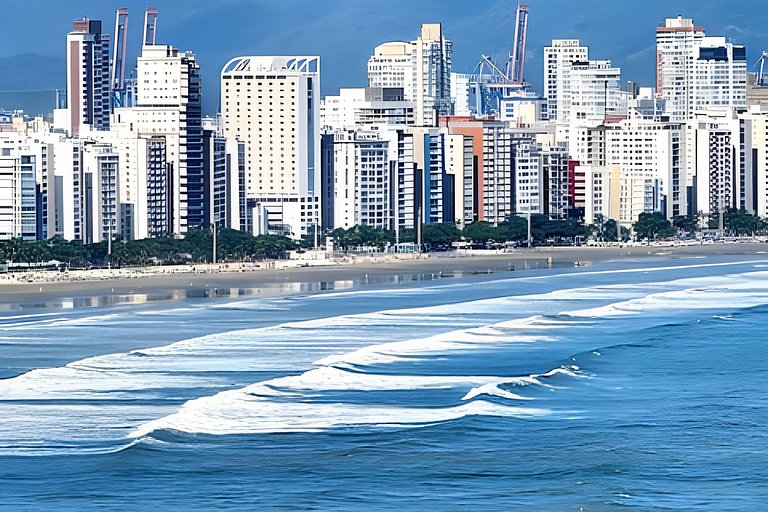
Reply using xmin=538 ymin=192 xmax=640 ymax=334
xmin=1 ymin=0 xmax=766 ymax=115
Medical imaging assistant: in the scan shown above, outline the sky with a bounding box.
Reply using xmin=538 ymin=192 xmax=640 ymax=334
xmin=1 ymin=0 xmax=766 ymax=115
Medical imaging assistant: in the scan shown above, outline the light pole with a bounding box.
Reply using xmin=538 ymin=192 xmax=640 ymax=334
xmin=212 ymin=219 xmax=217 ymax=266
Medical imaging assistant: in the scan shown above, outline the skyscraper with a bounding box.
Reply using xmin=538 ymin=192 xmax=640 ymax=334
xmin=543 ymin=39 xmax=589 ymax=122
xmin=131 ymin=44 xmax=203 ymax=236
xmin=66 ymin=19 xmax=111 ymax=137
xmin=656 ymin=16 xmax=746 ymax=121
xmin=220 ymin=56 xmax=321 ymax=238
xmin=368 ymin=24 xmax=453 ymax=126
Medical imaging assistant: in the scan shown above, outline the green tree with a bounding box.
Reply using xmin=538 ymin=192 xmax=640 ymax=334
xmin=633 ymin=212 xmax=676 ymax=240
xmin=672 ymin=214 xmax=699 ymax=235
xmin=422 ymin=223 xmax=461 ymax=246
xmin=462 ymin=221 xmax=498 ymax=243
xmin=602 ymin=219 xmax=619 ymax=242
xmin=724 ymin=209 xmax=763 ymax=236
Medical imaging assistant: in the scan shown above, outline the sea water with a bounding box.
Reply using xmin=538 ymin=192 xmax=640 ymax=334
xmin=1 ymin=256 xmax=767 ymax=510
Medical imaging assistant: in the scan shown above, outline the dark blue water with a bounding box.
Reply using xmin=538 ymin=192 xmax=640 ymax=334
xmin=1 ymin=257 xmax=767 ymax=510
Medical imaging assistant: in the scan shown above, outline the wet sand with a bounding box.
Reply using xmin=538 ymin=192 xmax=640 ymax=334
xmin=1 ymin=244 xmax=767 ymax=307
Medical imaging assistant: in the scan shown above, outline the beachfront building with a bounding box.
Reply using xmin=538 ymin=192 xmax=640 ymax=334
xmin=81 ymin=142 xmax=119 ymax=244
xmin=328 ymin=128 xmax=392 ymax=230
xmin=203 ymin=130 xmax=245 ymax=232
xmin=688 ymin=110 xmax=743 ymax=219
xmin=89 ymin=112 xmax=171 ymax=240
xmin=743 ymin=106 xmax=768 ymax=217
xmin=221 ymin=56 xmax=321 ymax=238
xmin=129 ymin=44 xmax=203 ymax=236
xmin=0 ymin=137 xmax=38 ymax=240
xmin=368 ymin=24 xmax=453 ymax=126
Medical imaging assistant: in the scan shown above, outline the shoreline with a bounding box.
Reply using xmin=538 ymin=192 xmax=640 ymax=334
xmin=1 ymin=244 xmax=767 ymax=307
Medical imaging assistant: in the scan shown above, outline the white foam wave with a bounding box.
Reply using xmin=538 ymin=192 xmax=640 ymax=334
xmin=7 ymin=262 xmax=768 ymax=450
xmin=133 ymin=396 xmax=550 ymax=436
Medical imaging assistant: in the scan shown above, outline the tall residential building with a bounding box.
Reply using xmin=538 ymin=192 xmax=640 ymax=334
xmin=320 ymin=87 xmax=416 ymax=129
xmin=0 ymin=138 xmax=38 ymax=240
xmin=656 ymin=16 xmax=746 ymax=121
xmin=513 ymin=141 xmax=571 ymax=219
xmin=692 ymin=37 xmax=747 ymax=113
xmin=132 ymin=44 xmax=203 ymax=236
xmin=82 ymin=142 xmax=119 ymax=244
xmin=221 ymin=56 xmax=321 ymax=238
xmin=203 ymin=130 xmax=244 ymax=230
xmin=329 ymin=128 xmax=393 ymax=230
xmin=688 ymin=110 xmax=743 ymax=218
xmin=66 ymin=19 xmax=111 ymax=137
xmin=568 ymin=60 xmax=626 ymax=126
xmin=543 ymin=39 xmax=589 ymax=122
xmin=743 ymin=106 xmax=768 ymax=216
xmin=368 ymin=24 xmax=453 ymax=126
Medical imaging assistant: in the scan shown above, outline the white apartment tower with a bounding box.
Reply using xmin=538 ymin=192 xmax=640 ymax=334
xmin=656 ymin=16 xmax=747 ymax=121
xmin=656 ymin=16 xmax=705 ymax=122
xmin=0 ymin=138 xmax=38 ymax=240
xmin=66 ymin=19 xmax=111 ymax=137
xmin=544 ymin=39 xmax=589 ymax=122
xmin=692 ymin=38 xmax=747 ymax=113
xmin=331 ymin=129 xmax=392 ymax=230
xmin=368 ymin=24 xmax=453 ymax=126
xmin=569 ymin=60 xmax=626 ymax=126
xmin=131 ymin=44 xmax=203 ymax=236
xmin=221 ymin=56 xmax=321 ymax=238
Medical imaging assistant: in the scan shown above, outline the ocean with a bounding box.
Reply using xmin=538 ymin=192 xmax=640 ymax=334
xmin=1 ymin=255 xmax=767 ymax=510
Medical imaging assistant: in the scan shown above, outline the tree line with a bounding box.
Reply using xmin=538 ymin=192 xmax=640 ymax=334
xmin=0 ymin=228 xmax=296 ymax=268
xmin=2 ymin=209 xmax=766 ymax=267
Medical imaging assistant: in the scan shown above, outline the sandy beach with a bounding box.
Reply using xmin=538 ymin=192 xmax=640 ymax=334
xmin=1 ymin=244 xmax=767 ymax=306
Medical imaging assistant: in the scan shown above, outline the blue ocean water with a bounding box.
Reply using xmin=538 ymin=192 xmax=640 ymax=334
xmin=1 ymin=256 xmax=767 ymax=510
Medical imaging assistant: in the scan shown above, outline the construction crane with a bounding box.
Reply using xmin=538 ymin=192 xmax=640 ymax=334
xmin=477 ymin=55 xmax=509 ymax=83
xmin=111 ymin=7 xmax=128 ymax=109
xmin=143 ymin=7 xmax=158 ymax=46
xmin=506 ymin=1 xmax=529 ymax=84
xmin=756 ymin=51 xmax=768 ymax=87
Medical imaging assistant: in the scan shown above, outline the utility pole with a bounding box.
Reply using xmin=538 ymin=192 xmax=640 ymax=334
xmin=417 ymin=205 xmax=423 ymax=251
xmin=527 ymin=210 xmax=532 ymax=248
xmin=212 ymin=220 xmax=217 ymax=265
xmin=719 ymin=209 xmax=724 ymax=238
xmin=107 ymin=222 xmax=112 ymax=269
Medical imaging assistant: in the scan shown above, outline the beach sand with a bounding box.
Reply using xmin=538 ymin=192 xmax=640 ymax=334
xmin=1 ymin=244 xmax=767 ymax=307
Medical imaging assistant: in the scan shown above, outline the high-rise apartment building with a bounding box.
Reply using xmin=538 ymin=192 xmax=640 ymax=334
xmin=0 ymin=138 xmax=38 ymax=240
xmin=368 ymin=24 xmax=453 ymax=126
xmin=543 ymin=39 xmax=589 ymax=122
xmin=692 ymin=37 xmax=747 ymax=113
xmin=320 ymin=87 xmax=416 ymax=129
xmin=132 ymin=44 xmax=203 ymax=236
xmin=221 ymin=56 xmax=321 ymax=238
xmin=656 ymin=16 xmax=746 ymax=121
xmin=569 ymin=60 xmax=626 ymax=125
xmin=66 ymin=19 xmax=111 ymax=137
xmin=82 ymin=142 xmax=119 ymax=244
xmin=330 ymin=128 xmax=392 ymax=230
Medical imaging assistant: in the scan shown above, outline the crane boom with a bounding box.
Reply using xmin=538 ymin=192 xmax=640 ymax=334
xmin=111 ymin=8 xmax=128 ymax=109
xmin=507 ymin=2 xmax=529 ymax=83
xmin=143 ymin=7 xmax=158 ymax=46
